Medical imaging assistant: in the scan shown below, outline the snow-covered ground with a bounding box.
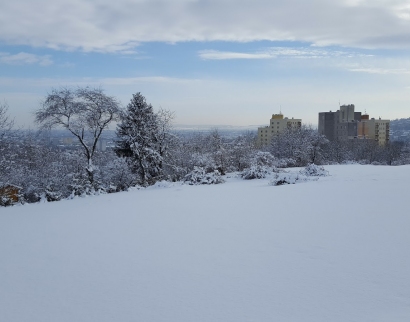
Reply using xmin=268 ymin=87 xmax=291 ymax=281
xmin=1 ymin=164 xmax=410 ymax=322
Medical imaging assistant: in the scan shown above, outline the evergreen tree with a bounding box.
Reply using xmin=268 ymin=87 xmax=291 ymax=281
xmin=115 ymin=93 xmax=162 ymax=186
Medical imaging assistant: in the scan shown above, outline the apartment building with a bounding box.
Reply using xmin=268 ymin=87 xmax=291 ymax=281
xmin=258 ymin=113 xmax=302 ymax=146
xmin=318 ymin=104 xmax=390 ymax=145
xmin=357 ymin=114 xmax=390 ymax=145
xmin=318 ymin=104 xmax=362 ymax=141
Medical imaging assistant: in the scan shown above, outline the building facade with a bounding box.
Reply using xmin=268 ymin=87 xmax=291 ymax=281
xmin=258 ymin=113 xmax=302 ymax=146
xmin=318 ymin=104 xmax=390 ymax=145
xmin=318 ymin=104 xmax=362 ymax=141
xmin=357 ymin=114 xmax=390 ymax=145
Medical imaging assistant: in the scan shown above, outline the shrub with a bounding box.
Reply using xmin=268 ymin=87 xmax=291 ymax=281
xmin=270 ymin=172 xmax=301 ymax=186
xmin=241 ymin=165 xmax=274 ymax=180
xmin=0 ymin=185 xmax=21 ymax=206
xmin=184 ymin=167 xmax=225 ymax=185
xmin=269 ymin=172 xmax=318 ymax=186
xmin=299 ymin=164 xmax=329 ymax=177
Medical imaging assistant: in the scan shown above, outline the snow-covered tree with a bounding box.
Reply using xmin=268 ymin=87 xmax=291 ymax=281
xmin=0 ymin=101 xmax=15 ymax=189
xmin=270 ymin=126 xmax=328 ymax=166
xmin=323 ymin=139 xmax=354 ymax=164
xmin=0 ymin=101 xmax=13 ymax=139
xmin=35 ymin=87 xmax=120 ymax=184
xmin=228 ymin=132 xmax=257 ymax=171
xmin=349 ymin=139 xmax=381 ymax=164
xmin=115 ymin=93 xmax=174 ymax=186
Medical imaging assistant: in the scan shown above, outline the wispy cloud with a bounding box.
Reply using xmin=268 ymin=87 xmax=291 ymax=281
xmin=0 ymin=76 xmax=200 ymax=88
xmin=99 ymin=76 xmax=201 ymax=85
xmin=349 ymin=67 xmax=410 ymax=74
xmin=199 ymin=47 xmax=369 ymax=60
xmin=0 ymin=52 xmax=53 ymax=66
xmin=199 ymin=50 xmax=273 ymax=60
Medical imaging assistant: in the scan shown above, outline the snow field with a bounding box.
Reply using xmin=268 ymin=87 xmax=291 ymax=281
xmin=1 ymin=164 xmax=410 ymax=321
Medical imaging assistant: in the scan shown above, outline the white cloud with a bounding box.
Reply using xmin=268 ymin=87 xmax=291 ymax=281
xmin=393 ymin=2 xmax=410 ymax=20
xmin=343 ymin=54 xmax=410 ymax=74
xmin=1 ymin=0 xmax=410 ymax=52
xmin=199 ymin=50 xmax=273 ymax=60
xmin=0 ymin=76 xmax=199 ymax=89
xmin=349 ymin=67 xmax=410 ymax=74
xmin=199 ymin=47 xmax=369 ymax=60
xmin=0 ymin=52 xmax=53 ymax=66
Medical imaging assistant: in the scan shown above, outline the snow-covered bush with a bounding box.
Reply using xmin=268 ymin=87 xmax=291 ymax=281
xmin=269 ymin=172 xmax=318 ymax=186
xmin=240 ymin=165 xmax=272 ymax=180
xmin=240 ymin=151 xmax=281 ymax=179
xmin=0 ymin=195 xmax=13 ymax=207
xmin=252 ymin=151 xmax=278 ymax=167
xmin=341 ymin=160 xmax=357 ymax=165
xmin=275 ymin=158 xmax=297 ymax=168
xmin=270 ymin=172 xmax=300 ymax=186
xmin=371 ymin=161 xmax=387 ymax=166
xmin=22 ymin=185 xmax=42 ymax=203
xmin=299 ymin=164 xmax=329 ymax=177
xmin=184 ymin=167 xmax=225 ymax=185
xmin=190 ymin=152 xmax=217 ymax=173
xmin=98 ymin=157 xmax=137 ymax=192
xmin=151 ymin=180 xmax=174 ymax=188
xmin=43 ymin=186 xmax=63 ymax=202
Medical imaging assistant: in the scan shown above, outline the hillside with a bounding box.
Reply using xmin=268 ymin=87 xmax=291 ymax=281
xmin=1 ymin=165 xmax=410 ymax=322
xmin=390 ymin=117 xmax=410 ymax=141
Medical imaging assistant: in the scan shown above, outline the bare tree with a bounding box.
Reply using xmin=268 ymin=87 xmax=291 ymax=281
xmin=0 ymin=101 xmax=15 ymax=189
xmin=269 ymin=125 xmax=328 ymax=166
xmin=35 ymin=87 xmax=121 ymax=184
xmin=156 ymin=108 xmax=175 ymax=156
xmin=0 ymin=100 xmax=14 ymax=140
xmin=155 ymin=107 xmax=178 ymax=174
xmin=383 ymin=141 xmax=403 ymax=165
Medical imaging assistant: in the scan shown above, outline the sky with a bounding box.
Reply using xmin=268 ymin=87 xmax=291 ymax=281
xmin=1 ymin=0 xmax=410 ymax=128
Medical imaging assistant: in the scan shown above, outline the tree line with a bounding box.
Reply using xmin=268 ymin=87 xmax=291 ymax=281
xmin=1 ymin=87 xmax=409 ymax=206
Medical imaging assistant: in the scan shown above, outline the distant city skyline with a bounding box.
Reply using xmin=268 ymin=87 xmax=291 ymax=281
xmin=1 ymin=0 xmax=410 ymax=128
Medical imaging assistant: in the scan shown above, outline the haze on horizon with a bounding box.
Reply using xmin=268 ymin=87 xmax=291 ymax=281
xmin=1 ymin=0 xmax=410 ymax=128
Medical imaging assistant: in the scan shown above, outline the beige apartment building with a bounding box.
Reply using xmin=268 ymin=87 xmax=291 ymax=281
xmin=357 ymin=114 xmax=390 ymax=145
xmin=258 ymin=113 xmax=302 ymax=146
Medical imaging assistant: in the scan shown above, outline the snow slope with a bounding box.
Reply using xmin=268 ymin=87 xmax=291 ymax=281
xmin=1 ymin=164 xmax=409 ymax=322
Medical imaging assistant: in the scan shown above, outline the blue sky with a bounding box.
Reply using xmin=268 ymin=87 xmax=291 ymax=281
xmin=1 ymin=0 xmax=410 ymax=128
